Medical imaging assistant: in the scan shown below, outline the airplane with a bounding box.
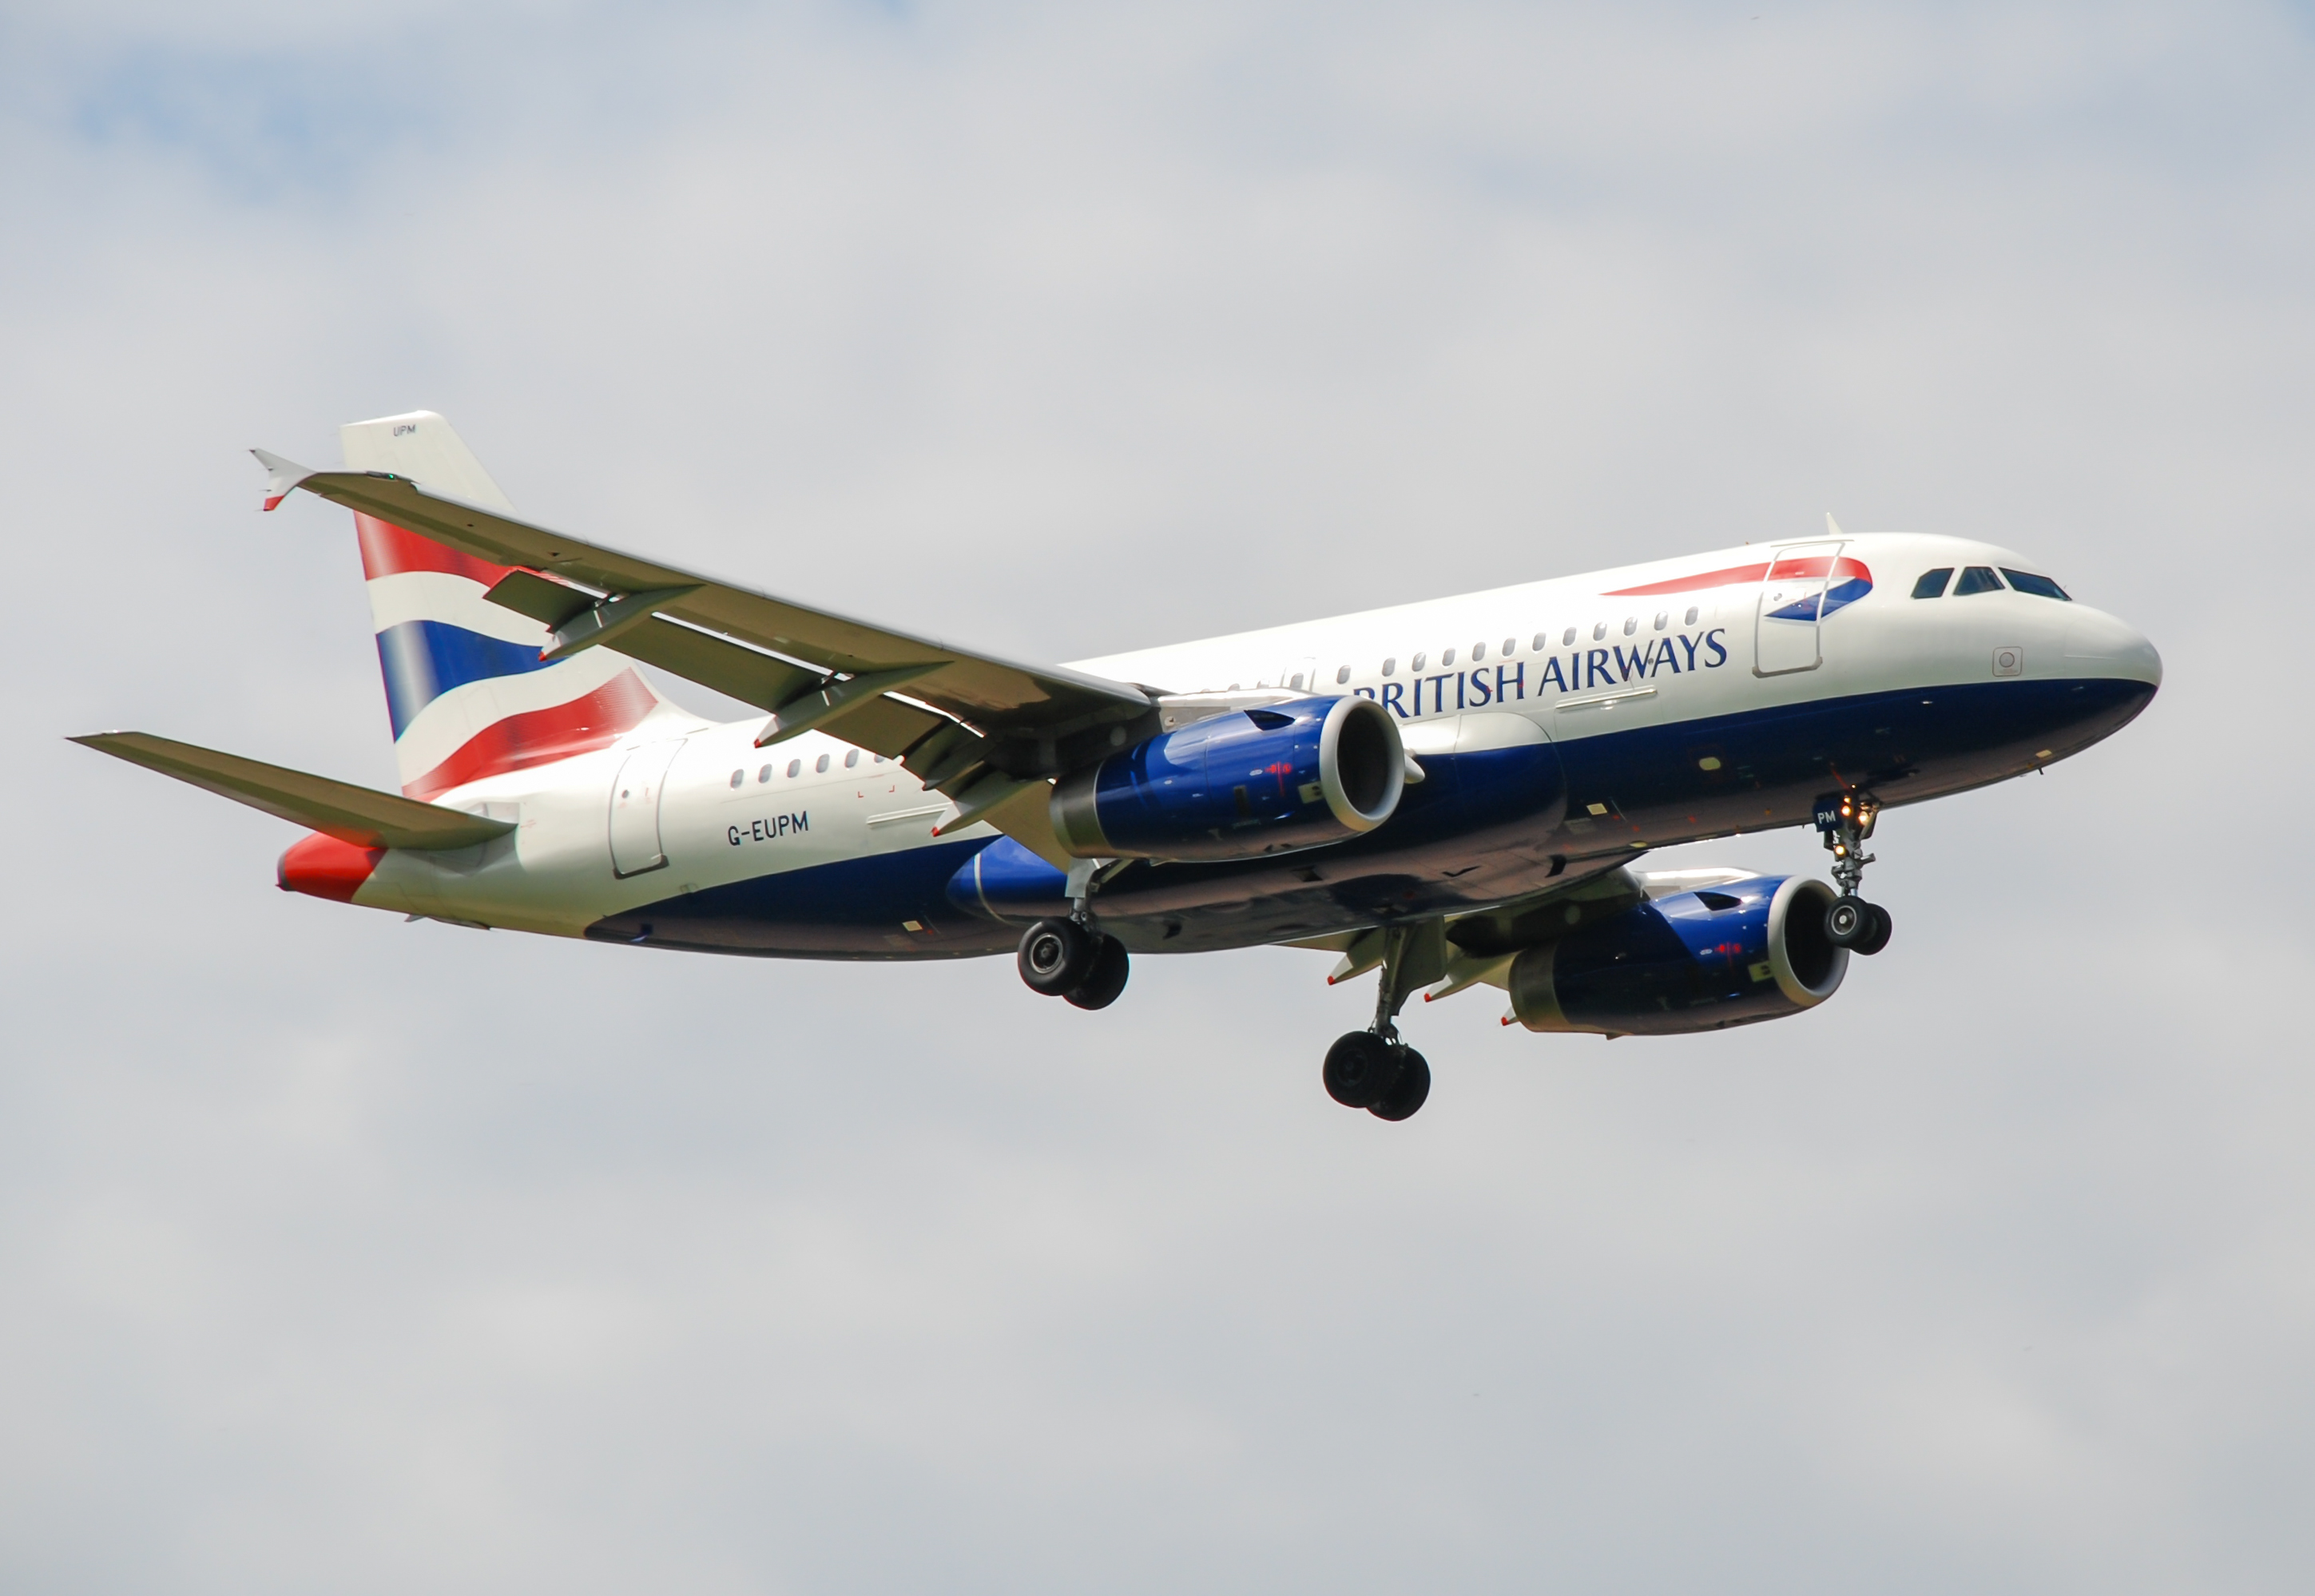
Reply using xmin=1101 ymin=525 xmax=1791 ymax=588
xmin=74 ymin=411 xmax=2161 ymax=1122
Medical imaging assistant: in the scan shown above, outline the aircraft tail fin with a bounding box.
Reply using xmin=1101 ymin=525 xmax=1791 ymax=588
xmin=328 ymin=411 xmax=671 ymax=800
xmin=340 ymin=410 xmax=518 ymax=513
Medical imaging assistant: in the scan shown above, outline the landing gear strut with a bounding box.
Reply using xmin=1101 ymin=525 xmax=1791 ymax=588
xmin=1324 ymin=920 xmax=1437 ymax=1122
xmin=1016 ymin=859 xmax=1130 ymax=1009
xmin=1814 ymin=792 xmax=1893 ymax=956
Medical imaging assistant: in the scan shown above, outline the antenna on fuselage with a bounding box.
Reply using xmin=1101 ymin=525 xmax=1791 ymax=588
xmin=1825 ymin=512 xmax=1844 ymax=538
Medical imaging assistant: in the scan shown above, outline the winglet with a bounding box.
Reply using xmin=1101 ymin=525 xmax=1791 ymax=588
xmin=1825 ymin=511 xmax=1844 ymax=538
xmin=252 ymin=448 xmax=317 ymax=513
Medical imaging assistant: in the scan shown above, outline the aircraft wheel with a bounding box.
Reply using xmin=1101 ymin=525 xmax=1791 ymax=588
xmin=1019 ymin=918 xmax=1097 ymax=995
xmin=1064 ymin=935 xmax=1130 ymax=1010
xmin=1854 ymin=903 xmax=1893 ymax=956
xmin=1323 ymin=1031 xmax=1401 ymax=1110
xmin=1369 ymin=1047 xmax=1431 ymax=1122
xmin=1825 ymin=895 xmax=1872 ymax=949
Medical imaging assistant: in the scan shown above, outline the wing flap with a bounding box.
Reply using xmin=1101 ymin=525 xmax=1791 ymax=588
xmin=71 ymin=732 xmax=517 ymax=851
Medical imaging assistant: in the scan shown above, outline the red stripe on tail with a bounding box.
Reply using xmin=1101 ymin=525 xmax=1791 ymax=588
xmin=403 ymin=669 xmax=660 ymax=800
xmin=355 ymin=513 xmax=513 ymax=585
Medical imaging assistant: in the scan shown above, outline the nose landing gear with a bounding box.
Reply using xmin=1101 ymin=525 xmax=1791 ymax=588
xmin=1324 ymin=919 xmax=1441 ymax=1122
xmin=1815 ymin=792 xmax=1893 ymax=955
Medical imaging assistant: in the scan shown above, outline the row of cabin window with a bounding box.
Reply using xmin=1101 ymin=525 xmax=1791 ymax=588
xmin=1911 ymin=566 xmax=2071 ymax=601
xmin=729 ymin=749 xmax=887 ymax=788
xmin=1328 ymin=604 xmax=1708 ymax=684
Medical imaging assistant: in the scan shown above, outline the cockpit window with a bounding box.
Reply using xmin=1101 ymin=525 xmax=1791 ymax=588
xmin=1952 ymin=566 xmax=2005 ymax=596
xmin=1911 ymin=568 xmax=1953 ymax=599
xmin=2000 ymin=568 xmax=2071 ymax=601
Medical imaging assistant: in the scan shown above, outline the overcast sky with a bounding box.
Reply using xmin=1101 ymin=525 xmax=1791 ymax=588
xmin=3 ymin=2 xmax=2313 ymax=1591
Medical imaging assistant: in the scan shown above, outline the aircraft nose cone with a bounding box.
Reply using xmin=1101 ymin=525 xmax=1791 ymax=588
xmin=2063 ymin=606 xmax=2162 ymax=689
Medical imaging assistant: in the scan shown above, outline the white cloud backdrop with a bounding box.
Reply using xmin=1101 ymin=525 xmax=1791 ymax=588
xmin=2 ymin=2 xmax=2311 ymax=1590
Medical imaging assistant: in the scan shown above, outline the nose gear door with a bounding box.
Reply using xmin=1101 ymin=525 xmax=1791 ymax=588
xmin=1754 ymin=541 xmax=1845 ymax=677
xmin=609 ymin=737 xmax=685 ymax=877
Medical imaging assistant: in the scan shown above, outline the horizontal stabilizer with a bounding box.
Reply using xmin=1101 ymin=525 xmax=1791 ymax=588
xmin=69 ymin=732 xmax=517 ymax=850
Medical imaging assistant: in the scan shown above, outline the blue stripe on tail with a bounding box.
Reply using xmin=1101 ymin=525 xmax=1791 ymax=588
xmin=376 ymin=620 xmax=553 ymax=738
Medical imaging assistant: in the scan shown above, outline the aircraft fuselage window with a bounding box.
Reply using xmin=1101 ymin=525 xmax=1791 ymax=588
xmin=1336 ymin=665 xmax=1351 ymax=685
xmin=1382 ymin=657 xmax=1396 ymax=677
xmin=1471 ymin=641 xmax=1486 ymax=661
xmin=1953 ymin=566 xmax=2006 ymax=596
xmin=1653 ymin=612 xmax=1668 ymax=631
xmin=729 ymin=769 xmax=743 ymax=788
xmin=1562 ymin=627 xmax=1576 ymax=646
xmin=1685 ymin=605 xmax=1699 ymax=625
xmin=1912 ymin=568 xmax=1954 ymax=598
xmin=1622 ymin=616 xmax=1638 ymax=636
xmin=786 ymin=759 xmax=801 ymax=778
xmin=844 ymin=749 xmax=860 ymax=768
xmin=1412 ymin=652 xmax=1428 ymax=672
xmin=1441 ymin=648 xmax=1456 ymax=668
xmin=758 ymin=764 xmax=772 ymax=783
xmin=1591 ymin=621 xmax=1606 ymax=641
xmin=2001 ymin=569 xmax=2071 ymax=600
xmin=816 ymin=753 xmax=831 ymax=773
xmin=1502 ymin=637 xmax=1515 ymax=657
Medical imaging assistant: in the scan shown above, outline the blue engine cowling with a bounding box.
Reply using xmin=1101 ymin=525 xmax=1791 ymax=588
xmin=1049 ymin=695 xmax=1406 ymax=860
xmin=1506 ymin=875 xmax=1846 ymax=1036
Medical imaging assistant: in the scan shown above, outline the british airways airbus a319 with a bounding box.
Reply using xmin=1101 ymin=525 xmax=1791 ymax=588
xmin=77 ymin=412 xmax=2160 ymax=1121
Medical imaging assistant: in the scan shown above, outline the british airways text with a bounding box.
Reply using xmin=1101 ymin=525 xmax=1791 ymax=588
xmin=1354 ymin=628 xmax=1730 ymax=717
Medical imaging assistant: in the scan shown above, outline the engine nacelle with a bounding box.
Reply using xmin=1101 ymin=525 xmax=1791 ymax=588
xmin=1050 ymin=695 xmax=1404 ymax=861
xmin=1507 ymin=875 xmax=1846 ymax=1037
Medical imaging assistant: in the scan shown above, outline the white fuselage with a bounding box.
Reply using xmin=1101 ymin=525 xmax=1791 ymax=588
xmin=342 ymin=531 xmax=2159 ymax=953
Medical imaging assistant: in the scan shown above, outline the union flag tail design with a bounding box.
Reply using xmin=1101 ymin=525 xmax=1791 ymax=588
xmin=340 ymin=411 xmax=669 ymax=800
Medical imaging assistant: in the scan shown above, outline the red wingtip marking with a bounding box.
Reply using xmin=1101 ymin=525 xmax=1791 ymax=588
xmin=277 ymin=832 xmax=383 ymax=903
xmin=261 ymin=494 xmax=285 ymax=512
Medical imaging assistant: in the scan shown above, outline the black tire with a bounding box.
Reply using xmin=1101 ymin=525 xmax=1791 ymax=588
xmin=1323 ymin=1031 xmax=1401 ymax=1110
xmin=1018 ymin=918 xmax=1096 ymax=995
xmin=1825 ymin=894 xmax=1872 ymax=949
xmin=1369 ymin=1047 xmax=1431 ymax=1122
xmin=1854 ymin=902 xmax=1893 ymax=956
xmin=1064 ymin=935 xmax=1130 ymax=1010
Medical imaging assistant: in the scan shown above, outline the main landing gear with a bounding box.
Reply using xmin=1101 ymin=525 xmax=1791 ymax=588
xmin=1017 ymin=917 xmax=1130 ymax=1009
xmin=1324 ymin=920 xmax=1438 ymax=1122
xmin=1815 ymin=792 xmax=1894 ymax=956
xmin=1016 ymin=861 xmax=1130 ymax=1010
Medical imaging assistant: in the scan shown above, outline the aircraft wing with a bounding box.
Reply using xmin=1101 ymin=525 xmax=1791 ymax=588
xmin=256 ymin=452 xmax=1151 ymax=868
xmin=254 ymin=453 xmax=1153 ymax=745
xmin=71 ymin=731 xmax=517 ymax=851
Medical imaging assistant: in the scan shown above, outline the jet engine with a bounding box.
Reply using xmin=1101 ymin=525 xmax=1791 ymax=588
xmin=1506 ymin=875 xmax=1845 ymax=1036
xmin=1049 ymin=695 xmax=1405 ymax=860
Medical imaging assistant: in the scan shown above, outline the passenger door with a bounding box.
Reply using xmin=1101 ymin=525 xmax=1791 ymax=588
xmin=609 ymin=738 xmax=685 ymax=877
xmin=1754 ymin=542 xmax=1845 ymax=677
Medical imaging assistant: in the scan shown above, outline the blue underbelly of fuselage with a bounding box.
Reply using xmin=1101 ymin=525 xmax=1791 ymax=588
xmin=583 ymin=675 xmax=2154 ymax=960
